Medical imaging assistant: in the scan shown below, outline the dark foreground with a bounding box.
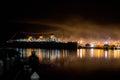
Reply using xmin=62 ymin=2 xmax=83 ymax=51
xmin=1 ymin=62 xmax=120 ymax=80
xmin=1 ymin=48 xmax=120 ymax=80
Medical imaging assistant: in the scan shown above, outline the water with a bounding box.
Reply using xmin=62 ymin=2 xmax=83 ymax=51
xmin=15 ymin=48 xmax=120 ymax=70
xmin=15 ymin=48 xmax=120 ymax=79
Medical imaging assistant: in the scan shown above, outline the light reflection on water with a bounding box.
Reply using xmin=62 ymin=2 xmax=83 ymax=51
xmin=77 ymin=49 xmax=120 ymax=59
xmin=15 ymin=48 xmax=120 ymax=71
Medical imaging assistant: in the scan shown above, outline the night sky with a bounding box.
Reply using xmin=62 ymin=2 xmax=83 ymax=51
xmin=1 ymin=1 xmax=120 ymax=43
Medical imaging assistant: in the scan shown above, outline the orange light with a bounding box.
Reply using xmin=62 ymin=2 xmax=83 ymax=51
xmin=50 ymin=34 xmax=55 ymax=38
xmin=39 ymin=35 xmax=43 ymax=39
xmin=28 ymin=36 xmax=32 ymax=40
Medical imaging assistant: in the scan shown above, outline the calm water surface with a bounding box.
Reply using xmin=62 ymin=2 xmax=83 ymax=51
xmin=15 ymin=48 xmax=120 ymax=72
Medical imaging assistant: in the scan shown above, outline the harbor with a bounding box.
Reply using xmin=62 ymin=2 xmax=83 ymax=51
xmin=2 ymin=2 xmax=120 ymax=80
xmin=1 ymin=32 xmax=120 ymax=80
xmin=4 ymin=32 xmax=120 ymax=50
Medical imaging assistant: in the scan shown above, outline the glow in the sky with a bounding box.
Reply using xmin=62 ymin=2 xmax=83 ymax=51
xmin=17 ymin=15 xmax=120 ymax=43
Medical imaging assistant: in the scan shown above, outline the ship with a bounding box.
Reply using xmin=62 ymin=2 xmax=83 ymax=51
xmin=5 ymin=33 xmax=77 ymax=50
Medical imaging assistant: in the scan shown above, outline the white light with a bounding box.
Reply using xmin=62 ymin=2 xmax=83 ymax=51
xmin=104 ymin=41 xmax=108 ymax=44
xmin=91 ymin=49 xmax=94 ymax=57
xmin=105 ymin=50 xmax=108 ymax=58
xmin=90 ymin=44 xmax=94 ymax=47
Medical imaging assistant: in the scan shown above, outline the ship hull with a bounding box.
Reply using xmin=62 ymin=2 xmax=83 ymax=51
xmin=5 ymin=41 xmax=77 ymax=50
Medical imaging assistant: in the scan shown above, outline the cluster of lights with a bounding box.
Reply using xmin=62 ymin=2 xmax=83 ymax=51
xmin=27 ymin=34 xmax=55 ymax=41
xmin=77 ymin=39 xmax=120 ymax=48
